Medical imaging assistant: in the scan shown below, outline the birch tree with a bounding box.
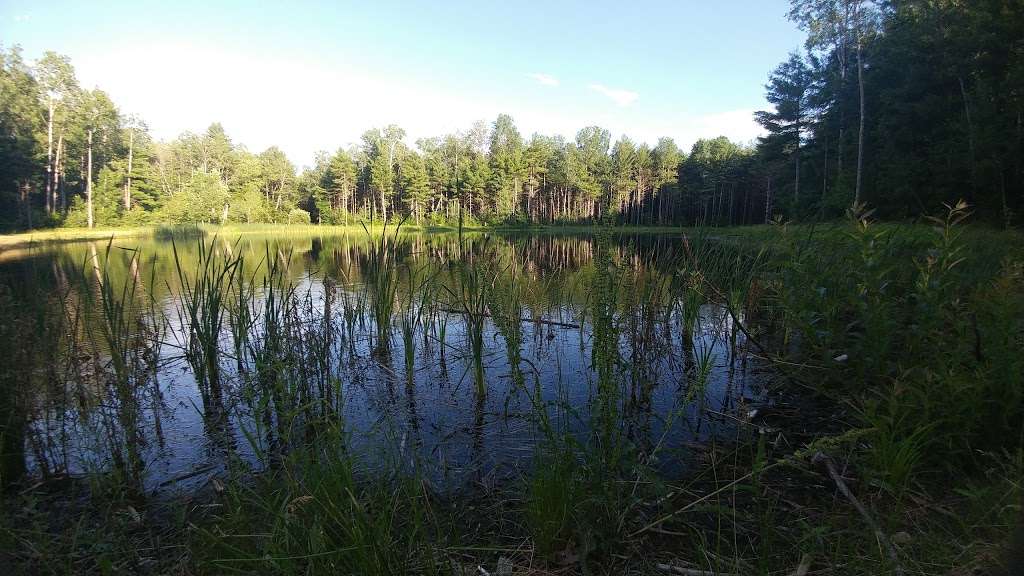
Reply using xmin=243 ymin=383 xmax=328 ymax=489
xmin=34 ymin=52 xmax=78 ymax=216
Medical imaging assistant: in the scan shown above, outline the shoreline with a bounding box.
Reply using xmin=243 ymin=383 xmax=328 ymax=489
xmin=0 ymin=223 xmax=692 ymax=252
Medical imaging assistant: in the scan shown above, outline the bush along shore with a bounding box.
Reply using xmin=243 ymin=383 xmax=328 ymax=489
xmin=1 ymin=205 xmax=1022 ymax=575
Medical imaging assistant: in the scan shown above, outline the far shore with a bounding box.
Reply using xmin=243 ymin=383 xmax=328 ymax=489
xmin=0 ymin=222 xmax=695 ymax=252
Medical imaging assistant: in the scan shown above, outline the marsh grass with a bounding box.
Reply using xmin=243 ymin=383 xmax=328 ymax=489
xmin=171 ymin=236 xmax=241 ymax=415
xmin=3 ymin=216 xmax=1024 ymax=575
xmin=488 ymin=248 xmax=527 ymax=390
xmin=362 ymin=220 xmax=405 ymax=357
xmin=83 ymin=242 xmax=154 ymax=495
xmin=191 ymin=423 xmax=443 ymax=576
xmin=398 ymin=264 xmax=432 ymax=385
xmin=523 ymin=444 xmax=580 ymax=558
xmin=443 ymin=238 xmax=493 ymax=394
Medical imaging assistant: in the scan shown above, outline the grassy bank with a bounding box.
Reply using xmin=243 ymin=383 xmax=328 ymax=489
xmin=1 ymin=210 xmax=1022 ymax=575
xmin=0 ymin=222 xmax=690 ymax=252
xmin=0 ymin=226 xmax=157 ymax=250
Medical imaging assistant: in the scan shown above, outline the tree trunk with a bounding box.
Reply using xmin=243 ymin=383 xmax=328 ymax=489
xmin=87 ymin=129 xmax=94 ymax=228
xmin=386 ymin=139 xmax=397 ymax=224
xmin=20 ymin=181 xmax=32 ymax=228
xmin=958 ymin=76 xmax=977 ymax=205
xmin=854 ymin=37 xmax=865 ymax=207
xmin=795 ymin=147 xmax=801 ymax=207
xmin=124 ymin=128 xmax=134 ymax=211
xmin=821 ymin=133 xmax=829 ymax=218
xmin=729 ymin=185 xmax=735 ymax=226
xmin=45 ymin=99 xmax=54 ymax=215
xmin=55 ymin=133 xmax=64 ymax=213
xmin=836 ymin=3 xmax=848 ymax=193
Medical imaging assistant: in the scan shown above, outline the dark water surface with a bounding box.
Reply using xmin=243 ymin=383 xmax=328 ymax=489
xmin=0 ymin=230 xmax=771 ymax=494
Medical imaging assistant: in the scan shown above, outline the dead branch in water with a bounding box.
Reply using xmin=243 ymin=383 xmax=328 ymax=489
xmin=439 ymin=307 xmax=580 ymax=329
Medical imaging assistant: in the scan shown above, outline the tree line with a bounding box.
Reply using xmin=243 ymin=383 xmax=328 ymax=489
xmin=0 ymin=51 xmax=698 ymax=230
xmin=759 ymin=0 xmax=1023 ymax=223
xmin=1 ymin=0 xmax=1020 ymax=231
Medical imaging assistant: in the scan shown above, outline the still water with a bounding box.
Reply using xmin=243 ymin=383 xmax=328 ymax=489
xmin=0 ymin=230 xmax=771 ymax=494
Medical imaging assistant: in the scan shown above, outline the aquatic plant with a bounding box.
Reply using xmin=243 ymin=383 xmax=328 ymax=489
xmin=171 ymin=235 xmax=242 ymax=413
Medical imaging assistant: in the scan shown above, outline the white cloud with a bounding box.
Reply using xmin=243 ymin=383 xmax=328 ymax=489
xmin=527 ymin=72 xmax=559 ymax=87
xmin=589 ymin=83 xmax=639 ymax=107
xmin=13 ymin=14 xmax=31 ymax=22
xmin=74 ymin=42 xmax=506 ymax=167
xmin=614 ymin=108 xmax=763 ymax=152
xmin=683 ymin=108 xmax=763 ymax=146
xmin=69 ymin=41 xmax=762 ymax=167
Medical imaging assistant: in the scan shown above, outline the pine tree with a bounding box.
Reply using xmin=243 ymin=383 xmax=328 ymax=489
xmin=756 ymin=52 xmax=815 ymax=213
xmin=401 ymin=153 xmax=431 ymax=224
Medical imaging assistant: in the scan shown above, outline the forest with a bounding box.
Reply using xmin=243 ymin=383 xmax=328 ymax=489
xmin=2 ymin=0 xmax=1021 ymax=232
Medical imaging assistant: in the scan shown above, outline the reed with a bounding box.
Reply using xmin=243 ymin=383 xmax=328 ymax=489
xmin=443 ymin=239 xmax=493 ymax=394
xmin=4 ymin=221 xmax=1023 ymax=575
xmin=361 ymin=222 xmax=405 ymax=357
xmin=85 ymin=242 xmax=151 ymax=494
xmin=170 ymin=235 xmax=242 ymax=414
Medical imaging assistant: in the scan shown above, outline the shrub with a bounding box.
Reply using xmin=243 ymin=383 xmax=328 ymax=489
xmin=286 ymin=208 xmax=311 ymax=224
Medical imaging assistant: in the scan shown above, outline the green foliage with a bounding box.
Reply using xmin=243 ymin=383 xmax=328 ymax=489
xmin=400 ymin=152 xmax=432 ymax=223
xmin=679 ymin=137 xmax=756 ymax=225
xmin=756 ymin=52 xmax=814 ymax=213
xmin=608 ymin=136 xmax=637 ymax=216
xmin=0 ymin=46 xmax=43 ymax=230
xmin=85 ymin=165 xmax=123 ymax=226
xmin=363 ymin=125 xmax=406 ymax=221
xmin=571 ymin=126 xmax=611 ymax=211
xmin=258 ymin=146 xmax=297 ymax=211
xmin=286 ymin=207 xmax=311 ymax=224
xmin=5 ymin=0 xmax=1024 ymax=230
xmin=759 ymin=205 xmax=1024 ymax=488
xmin=159 ymin=170 xmax=230 ymax=223
xmin=1 ymin=225 xmax=1022 ymax=574
xmin=488 ymin=114 xmax=525 ymax=219
xmin=524 ymin=446 xmax=579 ymax=558
xmin=316 ymin=148 xmax=359 ymax=223
xmin=192 ymin=431 xmax=441 ymax=575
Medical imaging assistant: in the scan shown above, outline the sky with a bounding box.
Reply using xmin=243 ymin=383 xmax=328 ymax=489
xmin=1 ymin=0 xmax=807 ymax=168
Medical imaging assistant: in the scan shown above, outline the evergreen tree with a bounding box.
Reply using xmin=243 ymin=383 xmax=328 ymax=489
xmin=488 ymin=114 xmax=525 ymax=220
xmin=756 ymin=52 xmax=815 ymax=213
xmin=401 ymin=153 xmax=431 ymax=223
xmin=609 ymin=136 xmax=637 ymax=219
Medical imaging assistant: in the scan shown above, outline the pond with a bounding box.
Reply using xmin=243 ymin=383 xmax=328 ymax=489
xmin=0 ymin=229 xmax=773 ymax=495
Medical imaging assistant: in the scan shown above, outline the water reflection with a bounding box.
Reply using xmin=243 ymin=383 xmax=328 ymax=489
xmin=0 ymin=230 xmax=770 ymax=493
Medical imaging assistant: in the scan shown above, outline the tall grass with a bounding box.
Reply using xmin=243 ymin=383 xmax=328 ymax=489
xmin=171 ymin=236 xmax=241 ymax=415
xmin=443 ymin=239 xmax=492 ymax=394
xmin=755 ymin=204 xmax=1024 ymax=488
xmin=84 ymin=242 xmax=152 ymax=495
xmin=192 ymin=422 xmax=443 ymax=575
xmin=362 ymin=221 xmax=404 ymax=357
xmin=3 ymin=218 xmax=1023 ymax=575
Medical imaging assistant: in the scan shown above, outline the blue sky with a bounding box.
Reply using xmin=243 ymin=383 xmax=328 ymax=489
xmin=1 ymin=0 xmax=806 ymax=166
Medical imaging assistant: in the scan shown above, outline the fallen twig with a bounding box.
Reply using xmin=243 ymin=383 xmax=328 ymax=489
xmin=157 ymin=465 xmax=217 ymax=488
xmin=630 ymin=460 xmax=787 ymax=537
xmin=790 ymin=553 xmax=813 ymax=576
xmin=813 ymin=452 xmax=903 ymax=576
xmin=656 ymin=562 xmax=734 ymax=576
